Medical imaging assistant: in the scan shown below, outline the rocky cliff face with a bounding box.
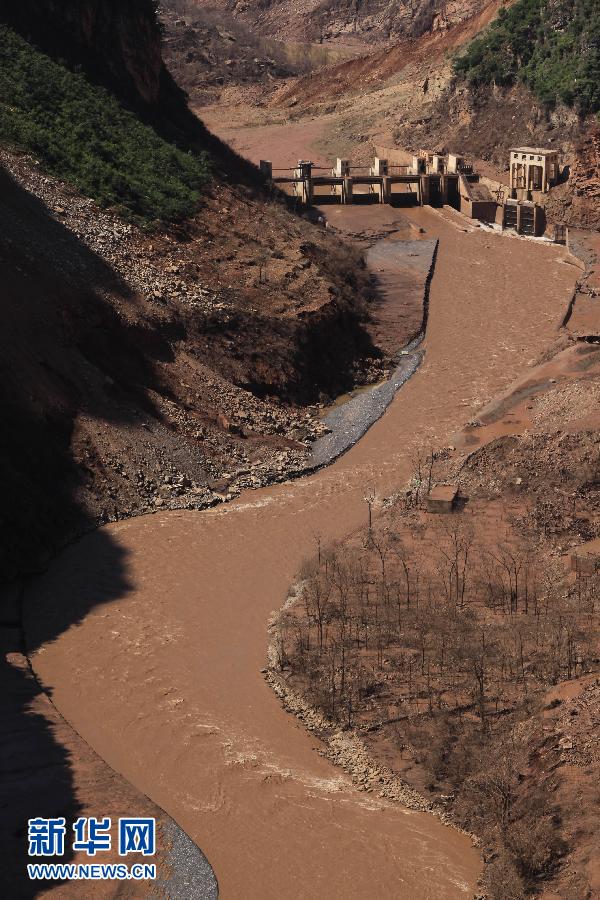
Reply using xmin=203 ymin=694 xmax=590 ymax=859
xmin=2 ymin=1 xmax=164 ymax=105
xmin=545 ymin=123 xmax=600 ymax=230
xmin=303 ymin=0 xmax=485 ymax=44
xmin=174 ymin=0 xmax=486 ymax=45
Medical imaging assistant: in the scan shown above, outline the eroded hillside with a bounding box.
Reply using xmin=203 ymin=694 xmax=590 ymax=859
xmin=0 ymin=14 xmax=385 ymax=580
xmin=173 ymin=0 xmax=488 ymax=46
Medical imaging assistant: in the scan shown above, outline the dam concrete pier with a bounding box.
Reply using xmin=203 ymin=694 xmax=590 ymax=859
xmin=263 ymin=156 xmax=462 ymax=207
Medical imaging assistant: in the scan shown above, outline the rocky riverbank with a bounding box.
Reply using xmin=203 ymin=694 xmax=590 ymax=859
xmin=1 ymin=143 xmax=442 ymax=586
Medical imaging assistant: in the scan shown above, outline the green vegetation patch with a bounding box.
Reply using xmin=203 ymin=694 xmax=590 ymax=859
xmin=0 ymin=26 xmax=210 ymax=222
xmin=455 ymin=0 xmax=600 ymax=115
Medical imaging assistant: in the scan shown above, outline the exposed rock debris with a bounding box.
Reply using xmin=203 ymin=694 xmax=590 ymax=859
xmin=0 ymin=145 xmax=383 ymax=576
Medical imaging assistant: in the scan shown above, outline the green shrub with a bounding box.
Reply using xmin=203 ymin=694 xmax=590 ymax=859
xmin=454 ymin=0 xmax=600 ymax=116
xmin=0 ymin=26 xmax=210 ymax=222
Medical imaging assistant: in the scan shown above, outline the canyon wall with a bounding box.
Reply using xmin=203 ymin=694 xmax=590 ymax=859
xmin=174 ymin=0 xmax=487 ymax=45
xmin=2 ymin=0 xmax=165 ymax=105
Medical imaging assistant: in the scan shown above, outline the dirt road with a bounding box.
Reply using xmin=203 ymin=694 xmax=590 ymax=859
xmin=24 ymin=208 xmax=576 ymax=898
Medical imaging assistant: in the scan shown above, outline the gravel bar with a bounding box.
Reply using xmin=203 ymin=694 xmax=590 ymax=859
xmin=309 ymin=345 xmax=423 ymax=468
xmin=156 ymin=817 xmax=219 ymax=898
xmin=309 ymin=238 xmax=437 ymax=469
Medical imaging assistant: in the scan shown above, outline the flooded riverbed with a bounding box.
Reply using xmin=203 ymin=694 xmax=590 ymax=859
xmin=24 ymin=207 xmax=576 ymax=898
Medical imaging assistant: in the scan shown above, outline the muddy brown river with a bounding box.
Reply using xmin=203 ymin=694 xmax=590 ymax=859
xmin=24 ymin=208 xmax=577 ymax=898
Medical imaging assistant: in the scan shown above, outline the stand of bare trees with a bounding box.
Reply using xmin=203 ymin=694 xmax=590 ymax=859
xmin=280 ymin=520 xmax=597 ymax=727
xmin=275 ymin=506 xmax=600 ymax=895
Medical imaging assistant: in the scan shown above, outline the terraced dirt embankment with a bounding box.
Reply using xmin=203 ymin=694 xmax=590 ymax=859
xmin=23 ymin=207 xmax=577 ymax=898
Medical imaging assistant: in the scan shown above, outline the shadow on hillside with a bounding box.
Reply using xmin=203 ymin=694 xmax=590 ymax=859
xmin=24 ymin=529 xmax=133 ymax=655
xmin=0 ymin=165 xmax=180 ymax=579
xmin=0 ymin=165 xmax=171 ymax=895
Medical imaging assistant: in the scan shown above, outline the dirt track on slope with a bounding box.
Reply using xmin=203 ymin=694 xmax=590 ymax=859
xmin=24 ymin=208 xmax=576 ymax=898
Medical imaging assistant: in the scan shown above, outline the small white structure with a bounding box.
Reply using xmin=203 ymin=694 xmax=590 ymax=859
xmin=447 ymin=153 xmax=465 ymax=174
xmin=370 ymin=157 xmax=389 ymax=176
xmin=509 ymin=147 xmax=559 ymax=195
xmin=333 ymin=158 xmax=350 ymax=177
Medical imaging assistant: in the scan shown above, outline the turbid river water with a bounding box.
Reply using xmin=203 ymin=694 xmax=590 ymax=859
xmin=24 ymin=207 xmax=577 ymax=898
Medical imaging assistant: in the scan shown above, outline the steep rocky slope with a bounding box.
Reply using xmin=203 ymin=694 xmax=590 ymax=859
xmin=303 ymin=0 xmax=485 ymax=44
xmin=160 ymin=1 xmax=362 ymax=106
xmin=0 ymin=8 xmax=383 ymax=581
xmin=1 ymin=0 xmax=166 ymax=106
xmin=160 ymin=4 xmax=294 ymax=106
xmin=0 ymin=147 xmax=380 ymax=579
xmin=177 ymin=0 xmax=487 ymax=45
